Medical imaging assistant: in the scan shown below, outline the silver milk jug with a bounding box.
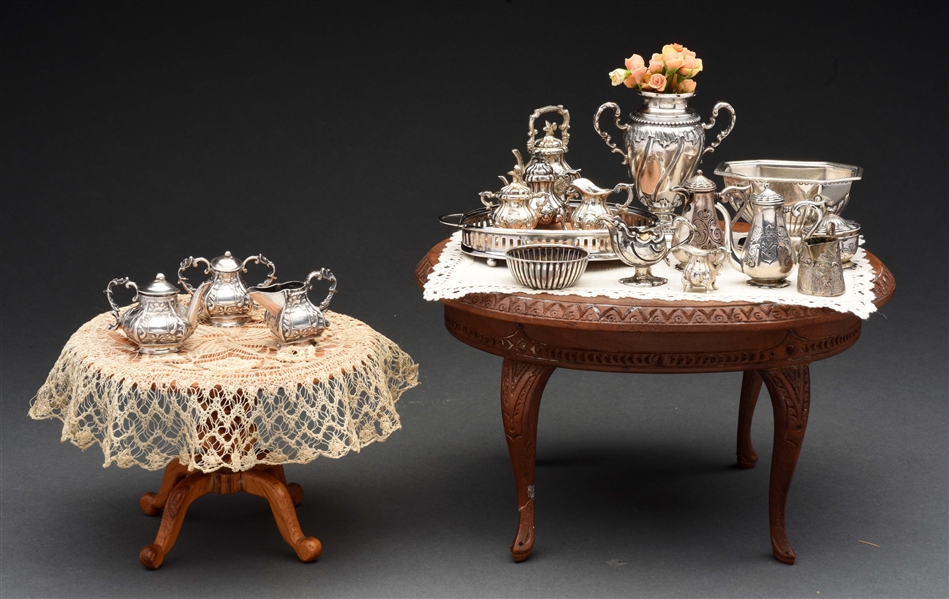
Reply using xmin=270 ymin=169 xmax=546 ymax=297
xmin=716 ymin=184 xmax=795 ymax=288
xmin=248 ymin=269 xmax=337 ymax=346
xmin=797 ymin=221 xmax=846 ymax=297
xmin=105 ymin=273 xmax=209 ymax=354
xmin=565 ymin=178 xmax=634 ymax=231
xmin=178 ymin=251 xmax=276 ymax=327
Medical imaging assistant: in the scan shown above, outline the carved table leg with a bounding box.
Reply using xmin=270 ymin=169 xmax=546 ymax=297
xmin=760 ymin=364 xmax=811 ymax=565
xmin=243 ymin=469 xmax=322 ymax=562
xmin=737 ymin=370 xmax=763 ymax=469
xmin=260 ymin=464 xmax=303 ymax=507
xmin=140 ymin=472 xmax=215 ymax=569
xmin=500 ymin=358 xmax=555 ymax=563
xmin=140 ymin=459 xmax=191 ymax=516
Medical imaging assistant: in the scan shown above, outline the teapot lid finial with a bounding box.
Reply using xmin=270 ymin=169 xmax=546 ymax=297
xmin=684 ymin=169 xmax=717 ymax=192
xmin=209 ymin=251 xmax=243 ymax=272
xmin=138 ymin=273 xmax=180 ymax=296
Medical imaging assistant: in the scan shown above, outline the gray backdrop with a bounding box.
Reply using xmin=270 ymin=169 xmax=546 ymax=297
xmin=2 ymin=2 xmax=946 ymax=597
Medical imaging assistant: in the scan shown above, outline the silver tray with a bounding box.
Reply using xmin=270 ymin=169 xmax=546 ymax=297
xmin=439 ymin=202 xmax=656 ymax=265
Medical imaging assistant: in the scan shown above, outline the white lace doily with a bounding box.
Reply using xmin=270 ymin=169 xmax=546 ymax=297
xmin=423 ymin=232 xmax=878 ymax=319
xmin=30 ymin=309 xmax=419 ymax=473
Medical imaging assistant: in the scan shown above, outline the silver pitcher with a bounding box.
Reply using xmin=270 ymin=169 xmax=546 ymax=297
xmin=247 ymin=269 xmax=337 ymax=346
xmin=812 ymin=212 xmax=862 ymax=269
xmin=565 ymin=178 xmax=634 ymax=230
xmin=480 ymin=150 xmax=542 ymax=230
xmin=716 ymin=185 xmax=795 ymax=288
xmin=797 ymin=221 xmax=846 ymax=297
xmin=178 ymin=251 xmax=277 ymax=327
xmin=105 ymin=274 xmax=209 ymax=354
xmin=597 ymin=213 xmax=694 ymax=287
xmin=524 ymin=105 xmax=578 ymax=203
xmin=669 ymin=170 xmax=748 ymax=266
xmin=595 ymin=92 xmax=735 ymax=238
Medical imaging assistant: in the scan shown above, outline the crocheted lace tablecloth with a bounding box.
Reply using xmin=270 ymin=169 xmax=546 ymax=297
xmin=30 ymin=309 xmax=419 ymax=473
xmin=423 ymin=232 xmax=878 ymax=319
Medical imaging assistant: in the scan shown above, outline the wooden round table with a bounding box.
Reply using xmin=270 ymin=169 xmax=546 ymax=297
xmin=416 ymin=239 xmax=895 ymax=564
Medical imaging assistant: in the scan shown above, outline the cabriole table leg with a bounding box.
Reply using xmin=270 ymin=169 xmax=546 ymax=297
xmin=140 ymin=459 xmax=191 ymax=516
xmin=760 ymin=364 xmax=811 ymax=565
xmin=737 ymin=370 xmax=764 ymax=469
xmin=500 ymin=358 xmax=555 ymax=563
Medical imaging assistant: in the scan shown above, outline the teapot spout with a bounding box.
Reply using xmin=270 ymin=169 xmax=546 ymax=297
xmin=186 ymin=281 xmax=211 ymax=330
xmin=715 ymin=203 xmax=744 ymax=273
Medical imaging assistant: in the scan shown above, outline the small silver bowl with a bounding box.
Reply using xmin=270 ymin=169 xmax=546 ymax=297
xmin=504 ymin=245 xmax=590 ymax=290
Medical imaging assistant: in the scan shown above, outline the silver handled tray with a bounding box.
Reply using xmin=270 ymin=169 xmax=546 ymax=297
xmin=439 ymin=202 xmax=656 ymax=265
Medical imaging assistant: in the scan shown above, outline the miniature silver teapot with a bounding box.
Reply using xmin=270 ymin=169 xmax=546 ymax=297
xmin=565 ymin=178 xmax=634 ymax=230
xmin=178 ymin=251 xmax=276 ymax=327
xmin=105 ymin=274 xmax=209 ymax=354
xmin=248 ymin=269 xmax=337 ymax=346
xmin=670 ymin=170 xmax=748 ymax=266
xmin=524 ymin=105 xmax=578 ymax=202
xmin=480 ymin=150 xmax=542 ymax=229
xmin=716 ymin=184 xmax=795 ymax=288
xmin=524 ymin=150 xmax=577 ymax=226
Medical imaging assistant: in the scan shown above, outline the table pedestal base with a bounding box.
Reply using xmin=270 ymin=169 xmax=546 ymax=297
xmin=138 ymin=460 xmax=321 ymax=569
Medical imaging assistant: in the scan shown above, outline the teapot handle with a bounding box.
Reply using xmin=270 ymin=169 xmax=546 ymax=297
xmin=594 ymin=102 xmax=629 ymax=165
xmin=241 ymin=254 xmax=277 ymax=287
xmin=177 ymin=256 xmax=211 ymax=294
xmin=305 ymin=268 xmax=338 ymax=312
xmin=611 ymin=183 xmax=635 ymax=208
xmin=700 ymin=102 xmax=736 ymax=160
xmin=527 ymin=105 xmax=570 ymax=154
xmin=105 ymin=277 xmax=138 ymax=330
xmin=479 ymin=191 xmax=498 ymax=209
xmin=669 ymin=217 xmax=696 ymax=252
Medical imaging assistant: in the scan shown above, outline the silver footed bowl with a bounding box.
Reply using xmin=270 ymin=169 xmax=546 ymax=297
xmin=504 ymin=245 xmax=589 ymax=290
xmin=714 ymin=159 xmax=862 ymax=216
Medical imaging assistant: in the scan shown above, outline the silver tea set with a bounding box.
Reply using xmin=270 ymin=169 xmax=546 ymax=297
xmin=105 ymin=251 xmax=338 ymax=354
xmin=444 ymin=99 xmax=865 ymax=296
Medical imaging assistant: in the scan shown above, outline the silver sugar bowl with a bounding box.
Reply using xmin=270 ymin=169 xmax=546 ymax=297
xmin=178 ymin=251 xmax=276 ymax=327
xmin=480 ymin=150 xmax=542 ymax=229
xmin=105 ymin=274 xmax=209 ymax=354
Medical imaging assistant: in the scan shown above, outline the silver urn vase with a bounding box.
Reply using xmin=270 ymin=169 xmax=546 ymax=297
xmin=595 ymin=92 xmax=735 ymax=239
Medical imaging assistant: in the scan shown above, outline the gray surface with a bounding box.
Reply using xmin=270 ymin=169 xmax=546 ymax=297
xmin=2 ymin=1 xmax=946 ymax=597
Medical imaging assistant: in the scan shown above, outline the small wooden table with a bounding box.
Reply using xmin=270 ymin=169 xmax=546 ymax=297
xmin=416 ymin=240 xmax=895 ymax=564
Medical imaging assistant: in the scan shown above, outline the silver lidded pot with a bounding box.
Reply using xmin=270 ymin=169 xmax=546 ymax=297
xmin=813 ymin=213 xmax=862 ymax=269
xmin=178 ymin=251 xmax=276 ymax=327
xmin=105 ymin=273 xmax=209 ymax=354
xmin=716 ymin=184 xmax=795 ymax=288
xmin=524 ymin=105 xmax=578 ymax=203
xmin=669 ymin=170 xmax=748 ymax=266
xmin=480 ymin=150 xmax=542 ymax=230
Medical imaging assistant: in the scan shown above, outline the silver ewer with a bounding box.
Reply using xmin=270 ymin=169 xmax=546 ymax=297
xmin=595 ymin=92 xmax=735 ymax=238
xmin=178 ymin=251 xmax=276 ymax=327
xmin=717 ymin=185 xmax=795 ymax=288
xmin=565 ymin=178 xmax=634 ymax=231
xmin=105 ymin=274 xmax=210 ymax=354
xmin=247 ymin=269 xmax=337 ymax=346
xmin=597 ymin=213 xmax=694 ymax=287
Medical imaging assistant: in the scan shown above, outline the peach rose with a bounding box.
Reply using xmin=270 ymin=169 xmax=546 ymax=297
xmin=663 ymin=43 xmax=685 ymax=54
xmin=626 ymin=65 xmax=647 ymax=87
xmin=678 ymin=56 xmax=696 ymax=75
xmin=624 ymin=53 xmax=645 ymax=72
xmin=609 ymin=68 xmax=630 ymax=86
xmin=683 ymin=48 xmax=696 ymax=60
xmin=663 ymin=50 xmax=684 ymax=70
xmin=676 ymin=78 xmax=696 ymax=94
xmin=646 ymin=73 xmax=668 ymax=92
xmin=648 ymin=53 xmax=664 ymax=73
xmin=691 ymin=58 xmax=703 ymax=75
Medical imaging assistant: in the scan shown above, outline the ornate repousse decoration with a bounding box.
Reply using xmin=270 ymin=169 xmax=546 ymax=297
xmin=745 ymin=219 xmax=793 ymax=269
xmin=691 ymin=207 xmax=724 ymax=249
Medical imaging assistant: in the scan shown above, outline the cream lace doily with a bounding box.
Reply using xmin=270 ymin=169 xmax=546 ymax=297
xmin=423 ymin=232 xmax=878 ymax=319
xmin=30 ymin=309 xmax=419 ymax=473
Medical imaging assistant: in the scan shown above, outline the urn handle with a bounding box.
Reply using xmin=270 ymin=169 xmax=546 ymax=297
xmin=701 ymin=102 xmax=736 ymax=160
xmin=105 ymin=277 xmax=138 ymax=330
xmin=594 ymin=102 xmax=629 ymax=165
xmin=177 ymin=256 xmax=211 ymax=294
xmin=305 ymin=268 xmax=338 ymax=312
xmin=241 ymin=253 xmax=277 ymax=287
xmin=527 ymin=105 xmax=570 ymax=154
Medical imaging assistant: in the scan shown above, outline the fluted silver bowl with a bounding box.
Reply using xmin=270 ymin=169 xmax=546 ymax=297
xmin=504 ymin=245 xmax=589 ymax=290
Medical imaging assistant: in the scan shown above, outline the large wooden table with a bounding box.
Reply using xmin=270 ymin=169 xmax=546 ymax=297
xmin=416 ymin=239 xmax=895 ymax=564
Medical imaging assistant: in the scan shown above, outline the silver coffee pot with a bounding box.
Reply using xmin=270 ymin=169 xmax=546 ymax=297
xmin=178 ymin=251 xmax=276 ymax=327
xmin=669 ymin=170 xmax=748 ymax=266
xmin=716 ymin=184 xmax=795 ymax=288
xmin=248 ymin=269 xmax=337 ymax=346
xmin=105 ymin=274 xmax=209 ymax=354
